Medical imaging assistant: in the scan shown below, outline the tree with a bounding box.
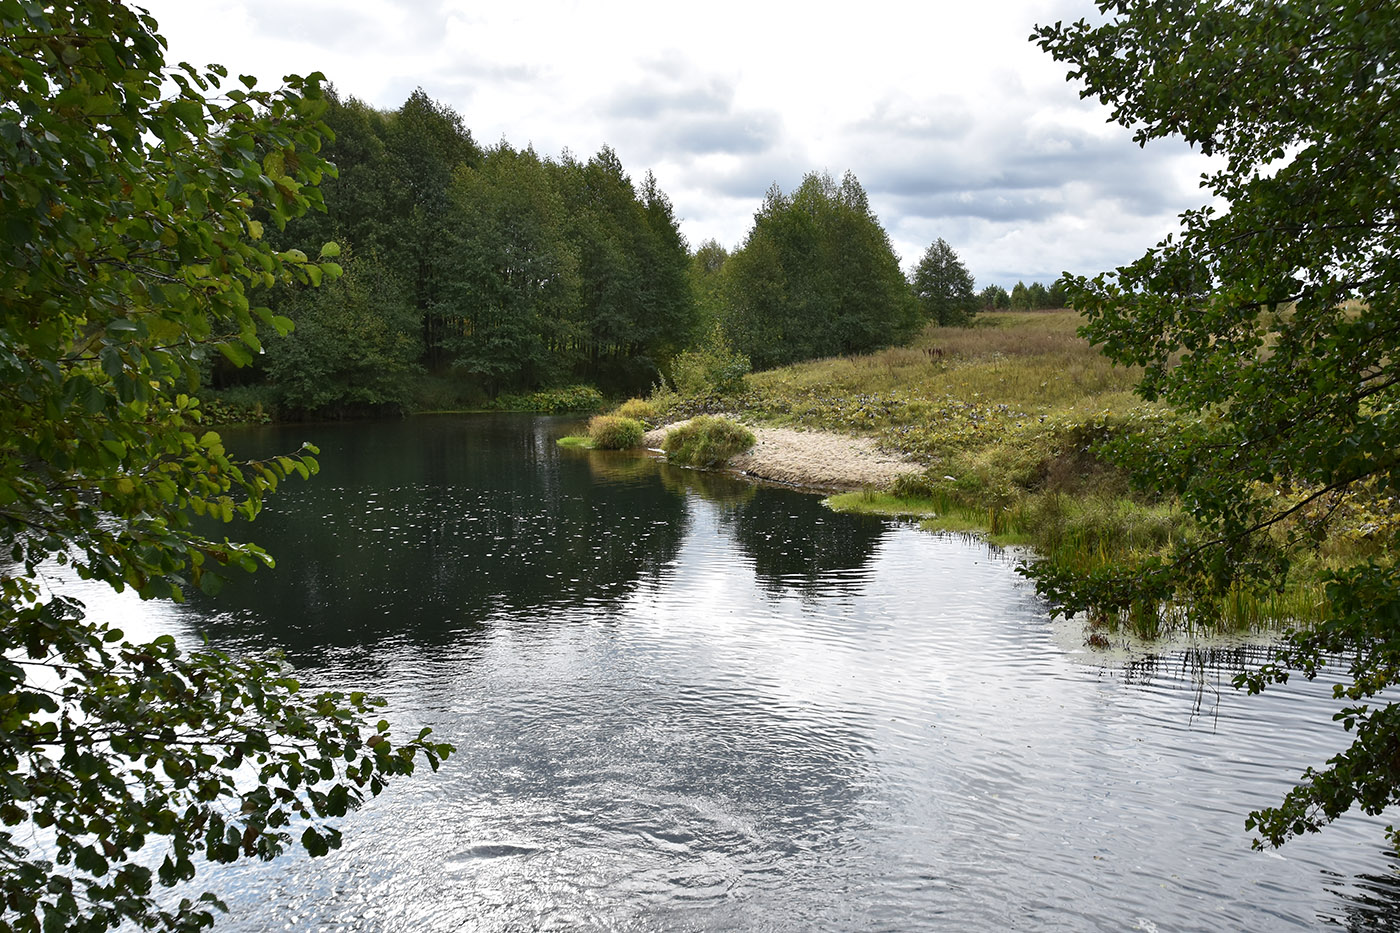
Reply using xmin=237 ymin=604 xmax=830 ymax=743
xmin=689 ymin=238 xmax=730 ymax=335
xmin=443 ymin=144 xmax=581 ymax=394
xmin=0 ymin=4 xmax=448 ymax=930
xmin=550 ymin=148 xmax=696 ymax=392
xmin=1033 ymin=1 xmax=1400 ymax=847
xmin=723 ymin=171 xmax=916 ymax=368
xmin=385 ymin=89 xmax=481 ymax=368
xmin=979 ymin=284 xmax=1011 ymax=310
xmin=912 ymin=238 xmax=977 ymax=325
xmin=263 ymin=248 xmax=423 ymax=416
xmin=1009 ymin=280 xmax=1031 ymax=310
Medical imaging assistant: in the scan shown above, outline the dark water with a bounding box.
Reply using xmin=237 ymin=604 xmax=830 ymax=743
xmin=85 ymin=414 xmax=1400 ymax=931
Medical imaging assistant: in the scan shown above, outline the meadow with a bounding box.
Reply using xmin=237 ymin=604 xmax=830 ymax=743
xmin=648 ymin=311 xmax=1394 ymax=639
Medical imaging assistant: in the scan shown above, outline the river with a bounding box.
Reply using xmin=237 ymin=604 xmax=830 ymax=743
xmin=81 ymin=414 xmax=1400 ymax=930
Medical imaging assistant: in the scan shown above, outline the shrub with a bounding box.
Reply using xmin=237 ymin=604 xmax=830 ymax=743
xmin=662 ymin=415 xmax=756 ymax=467
xmin=668 ymin=328 xmax=751 ymax=398
xmin=494 ymin=384 xmax=605 ymax=413
xmin=201 ymin=385 xmax=277 ymax=424
xmin=614 ymin=397 xmax=658 ymax=422
xmin=587 ymin=415 xmax=645 ymax=450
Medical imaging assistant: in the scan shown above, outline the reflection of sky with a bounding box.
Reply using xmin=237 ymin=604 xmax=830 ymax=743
xmin=38 ymin=418 xmax=1400 ymax=931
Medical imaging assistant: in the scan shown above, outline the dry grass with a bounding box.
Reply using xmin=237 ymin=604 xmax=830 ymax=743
xmin=747 ymin=312 xmax=1141 ymax=418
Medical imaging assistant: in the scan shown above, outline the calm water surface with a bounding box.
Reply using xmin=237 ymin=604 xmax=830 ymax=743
xmin=89 ymin=414 xmax=1400 ymax=931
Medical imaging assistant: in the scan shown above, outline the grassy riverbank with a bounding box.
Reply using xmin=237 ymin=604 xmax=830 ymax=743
xmin=648 ymin=311 xmax=1371 ymax=638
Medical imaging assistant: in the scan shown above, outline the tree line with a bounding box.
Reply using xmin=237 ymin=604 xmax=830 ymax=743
xmin=233 ymin=89 xmax=694 ymax=415
xmin=232 ymin=88 xmax=1068 ymax=418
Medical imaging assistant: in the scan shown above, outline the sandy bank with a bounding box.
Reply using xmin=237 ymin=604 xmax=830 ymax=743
xmin=641 ymin=420 xmax=920 ymax=491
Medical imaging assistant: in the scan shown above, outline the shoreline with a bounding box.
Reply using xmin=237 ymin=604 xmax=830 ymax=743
xmin=641 ymin=420 xmax=920 ymax=492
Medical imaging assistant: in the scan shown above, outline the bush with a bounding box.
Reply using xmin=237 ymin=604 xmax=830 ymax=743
xmin=493 ymin=384 xmax=605 ymax=413
xmin=614 ymin=397 xmax=658 ymax=422
xmin=587 ymin=415 xmax=646 ymax=449
xmin=668 ymin=328 xmax=751 ymax=398
xmin=201 ymin=385 xmax=277 ymax=424
xmin=662 ymin=415 xmax=756 ymax=467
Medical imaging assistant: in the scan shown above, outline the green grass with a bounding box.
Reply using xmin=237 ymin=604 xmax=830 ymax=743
xmin=651 ymin=311 xmax=1355 ymax=639
xmin=662 ymin=415 xmax=755 ymax=467
xmin=587 ymin=414 xmax=645 ymax=449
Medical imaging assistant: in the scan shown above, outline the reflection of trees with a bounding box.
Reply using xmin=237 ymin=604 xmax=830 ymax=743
xmin=656 ymin=462 xmax=756 ymax=507
xmin=1115 ymin=644 xmax=1284 ymax=723
xmin=1326 ymin=857 xmax=1400 ymax=931
xmin=581 ymin=446 xmax=661 ymax=487
xmin=193 ymin=415 xmax=687 ymax=656
xmin=719 ymin=486 xmax=885 ymax=594
xmin=580 ymin=446 xmax=759 ymax=508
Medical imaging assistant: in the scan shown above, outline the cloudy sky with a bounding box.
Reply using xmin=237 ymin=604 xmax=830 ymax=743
xmin=137 ymin=0 xmax=1214 ymax=288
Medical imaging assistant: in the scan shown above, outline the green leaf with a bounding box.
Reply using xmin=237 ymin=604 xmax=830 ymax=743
xmin=301 ymin=827 xmax=329 ymax=857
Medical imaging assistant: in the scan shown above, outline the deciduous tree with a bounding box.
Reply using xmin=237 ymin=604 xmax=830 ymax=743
xmin=723 ymin=172 xmax=916 ymax=368
xmin=0 ymin=4 xmax=448 ymax=929
xmin=979 ymin=284 xmax=1011 ymax=310
xmin=264 ymin=248 xmax=423 ymax=416
xmin=443 ymin=144 xmax=581 ymax=394
xmin=1033 ymin=0 xmax=1400 ymax=847
xmin=1009 ymin=281 xmax=1031 ymax=310
xmin=912 ymin=238 xmax=977 ymax=325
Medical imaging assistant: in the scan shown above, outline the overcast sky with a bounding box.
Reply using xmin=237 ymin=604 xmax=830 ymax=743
xmin=136 ymin=0 xmax=1214 ymax=288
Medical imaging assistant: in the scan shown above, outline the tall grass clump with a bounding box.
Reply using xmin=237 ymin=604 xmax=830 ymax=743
xmin=613 ymin=397 xmax=658 ymax=422
xmin=587 ymin=415 xmax=645 ymax=450
xmin=662 ymin=416 xmax=755 ymax=467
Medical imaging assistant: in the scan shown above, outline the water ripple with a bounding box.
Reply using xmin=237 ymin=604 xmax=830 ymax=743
xmin=83 ymin=416 xmax=1400 ymax=931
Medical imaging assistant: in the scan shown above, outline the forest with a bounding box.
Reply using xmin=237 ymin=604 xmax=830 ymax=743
xmin=223 ymin=88 xmax=1069 ymax=420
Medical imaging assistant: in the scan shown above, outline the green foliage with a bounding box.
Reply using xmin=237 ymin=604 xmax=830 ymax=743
xmin=586 ymin=415 xmax=646 ymax=450
xmin=272 ymin=96 xmax=701 ymax=401
xmin=550 ymin=152 xmax=698 ymax=393
xmin=263 ymin=248 xmax=422 ymax=417
xmin=443 ymin=143 xmax=581 ymax=395
xmin=385 ymin=90 xmax=482 ymax=368
xmin=667 ymin=326 xmax=752 ymax=398
xmin=723 ymin=172 xmax=918 ymax=369
xmin=201 ymin=386 xmax=278 ymax=425
xmin=662 ymin=416 xmax=756 ymax=468
xmin=1008 ymin=280 xmax=1063 ymax=311
xmin=689 ymin=239 xmax=730 ymax=334
xmin=490 ymin=384 xmax=605 ymax=414
xmin=1033 ymin=0 xmax=1400 ymax=846
xmin=0 ymin=4 xmax=446 ymax=929
xmin=613 ymin=397 xmax=658 ymax=422
xmin=912 ymin=238 xmax=978 ymax=325
xmin=979 ymin=284 xmax=1011 ymax=310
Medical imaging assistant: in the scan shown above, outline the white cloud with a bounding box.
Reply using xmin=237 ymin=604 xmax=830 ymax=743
xmin=139 ymin=0 xmax=1215 ymax=285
